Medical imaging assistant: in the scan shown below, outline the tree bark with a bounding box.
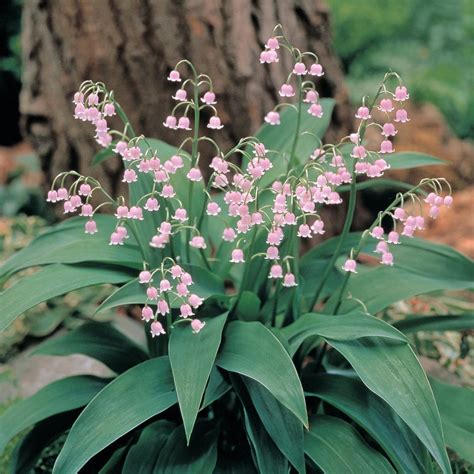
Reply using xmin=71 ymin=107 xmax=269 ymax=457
xmin=21 ymin=0 xmax=351 ymax=199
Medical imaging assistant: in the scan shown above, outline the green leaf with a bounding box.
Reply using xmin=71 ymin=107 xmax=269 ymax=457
xmin=430 ymin=378 xmax=474 ymax=464
xmin=216 ymin=321 xmax=308 ymax=427
xmin=243 ymin=411 xmax=289 ymax=474
xmin=97 ymin=263 xmax=225 ymax=313
xmin=338 ymin=178 xmax=415 ymax=193
xmin=394 ymin=314 xmax=474 ymax=334
xmin=0 ymin=215 xmax=141 ymax=280
xmin=91 ymin=146 xmax=115 ymax=166
xmin=302 ymin=232 xmax=364 ymax=261
xmin=302 ymin=235 xmax=474 ymax=310
xmin=304 ymin=373 xmax=430 ymax=473
xmin=233 ymin=291 xmax=261 ymax=321
xmin=332 ymin=238 xmax=474 ymax=314
xmin=387 ymin=152 xmax=446 ymax=170
xmin=98 ymin=444 xmax=130 ymax=473
xmin=33 ymin=321 xmax=148 ymax=373
xmin=26 ymin=307 xmax=68 ymax=337
xmin=230 ymin=375 xmax=288 ymax=474
xmin=304 ymin=415 xmax=395 ymax=473
xmin=122 ymin=420 xmax=175 ymax=474
xmin=325 ymin=337 xmax=451 ymax=473
xmin=10 ymin=411 xmax=79 ymax=474
xmin=281 ymin=311 xmax=407 ymax=355
xmin=201 ymin=366 xmax=230 ymax=409
xmin=0 ymin=376 xmax=108 ymax=452
xmin=129 ymin=138 xmax=192 ymax=267
xmin=255 ymin=99 xmax=335 ymax=165
xmin=300 ymin=232 xmax=368 ymax=302
xmin=154 ymin=422 xmax=218 ymax=473
xmin=131 ymin=139 xmax=203 ymax=267
xmin=339 ymin=146 xmax=445 ymax=171
xmin=53 ymin=357 xmax=177 ymax=473
xmin=169 ymin=313 xmax=227 ymax=442
xmin=0 ymin=264 xmax=134 ymax=331
xmin=244 ymin=377 xmax=305 ymax=473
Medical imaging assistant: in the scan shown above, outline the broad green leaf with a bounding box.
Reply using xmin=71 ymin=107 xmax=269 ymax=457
xmin=95 ymin=278 xmax=144 ymax=312
xmin=394 ymin=314 xmax=474 ymax=334
xmin=216 ymin=321 xmax=308 ymax=427
xmin=339 ymin=146 xmax=445 ymax=170
xmin=304 ymin=374 xmax=430 ymax=473
xmin=326 ymin=337 xmax=451 ymax=473
xmin=387 ymin=152 xmax=446 ymax=170
xmin=97 ymin=263 xmax=225 ymax=313
xmin=33 ymin=321 xmax=148 ymax=373
xmin=10 ymin=411 xmax=79 ymax=474
xmin=300 ymin=232 xmax=370 ymax=302
xmin=0 ymin=376 xmax=107 ymax=452
xmin=243 ymin=411 xmax=289 ymax=474
xmin=244 ymin=377 xmax=305 ymax=473
xmin=169 ymin=313 xmax=227 ymax=442
xmin=331 ymin=238 xmax=474 ymax=314
xmin=0 ymin=215 xmax=141 ymax=280
xmin=27 ymin=307 xmax=68 ymax=337
xmin=201 ymin=366 xmax=230 ymax=409
xmin=0 ymin=264 xmax=134 ymax=331
xmin=229 ymin=372 xmax=288 ymax=474
xmin=254 ymin=99 xmax=335 ymax=165
xmin=430 ymin=378 xmax=474 ymax=463
xmin=122 ymin=420 xmax=175 ymax=474
xmin=281 ymin=311 xmax=406 ymax=355
xmin=302 ymin=232 xmax=364 ymax=261
xmin=338 ymin=178 xmax=415 ymax=193
xmin=233 ymin=291 xmax=261 ymax=321
xmin=154 ymin=423 xmax=218 ymax=473
xmin=98 ymin=444 xmax=130 ymax=473
xmin=304 ymin=415 xmax=395 ymax=473
xmin=198 ymin=293 xmax=231 ymax=319
xmin=53 ymin=357 xmax=177 ymax=473
xmin=302 ymin=235 xmax=474 ymax=310
xmin=91 ymin=146 xmax=115 ymax=166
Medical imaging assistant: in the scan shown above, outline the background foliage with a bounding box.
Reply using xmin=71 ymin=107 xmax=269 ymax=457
xmin=327 ymin=0 xmax=474 ymax=139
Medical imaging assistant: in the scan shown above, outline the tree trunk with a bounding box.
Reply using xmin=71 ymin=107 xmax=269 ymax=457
xmin=21 ymin=0 xmax=351 ymax=197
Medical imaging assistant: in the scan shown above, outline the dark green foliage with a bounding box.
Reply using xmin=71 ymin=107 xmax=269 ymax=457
xmin=327 ymin=0 xmax=474 ymax=138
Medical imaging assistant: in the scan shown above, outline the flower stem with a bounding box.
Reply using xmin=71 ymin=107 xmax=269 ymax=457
xmin=288 ymin=76 xmax=303 ymax=174
xmin=309 ymin=158 xmax=357 ymax=309
xmin=186 ymin=80 xmax=200 ymax=263
xmin=114 ymin=102 xmax=136 ymax=137
xmin=112 ymin=102 xmax=152 ymax=263
xmin=230 ymin=226 xmax=258 ymax=317
xmin=332 ymin=181 xmax=426 ymax=314
xmin=309 ymin=81 xmax=388 ymax=310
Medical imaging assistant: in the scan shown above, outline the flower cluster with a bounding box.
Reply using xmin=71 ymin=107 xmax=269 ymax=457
xmin=163 ymin=65 xmax=224 ymax=131
xmin=138 ymin=262 xmax=205 ymax=336
xmin=349 ymin=86 xmax=410 ymax=180
xmin=343 ymin=183 xmax=452 ymax=274
xmin=73 ymin=90 xmax=116 ymax=148
xmin=261 ymin=36 xmax=325 ymax=125
xmin=45 ymin=25 xmax=452 ymax=336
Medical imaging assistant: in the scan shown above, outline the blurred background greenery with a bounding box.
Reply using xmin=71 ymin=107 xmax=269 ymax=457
xmin=327 ymin=0 xmax=473 ymax=139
